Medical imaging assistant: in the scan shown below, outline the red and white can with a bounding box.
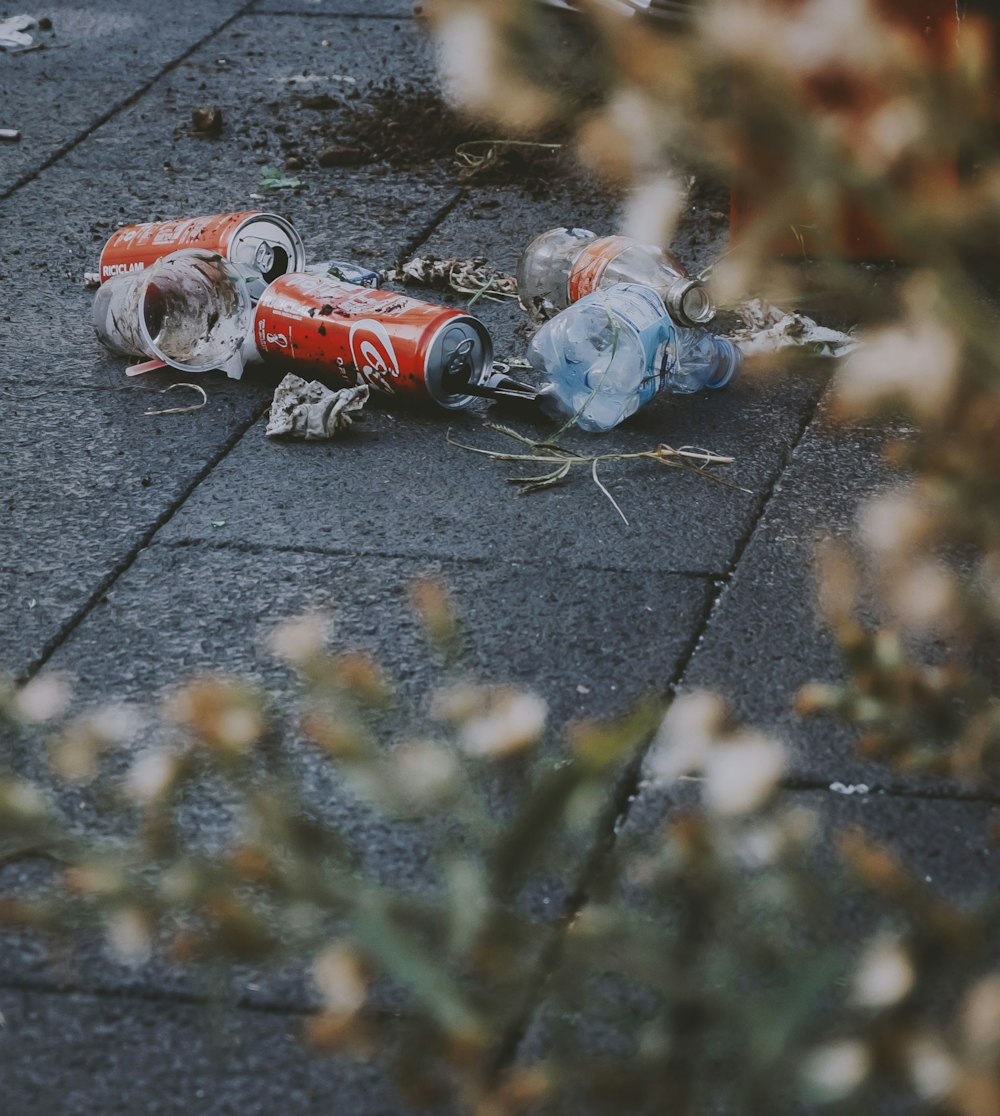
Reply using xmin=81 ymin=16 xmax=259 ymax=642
xmin=251 ymin=274 xmax=494 ymax=409
xmin=99 ymin=211 xmax=305 ymax=290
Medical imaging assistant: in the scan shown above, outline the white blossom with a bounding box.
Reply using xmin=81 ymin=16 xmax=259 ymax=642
xmin=851 ymin=934 xmax=915 ymax=1008
xmin=703 ymin=730 xmax=786 ymax=816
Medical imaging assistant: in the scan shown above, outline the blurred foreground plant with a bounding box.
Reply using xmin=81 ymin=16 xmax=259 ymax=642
xmin=2 ymin=1 xmax=1000 ymax=1113
xmin=3 ymin=609 xmax=1000 ymax=1114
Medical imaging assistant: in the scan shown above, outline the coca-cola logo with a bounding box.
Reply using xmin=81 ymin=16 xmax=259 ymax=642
xmin=349 ymin=318 xmax=400 ymax=391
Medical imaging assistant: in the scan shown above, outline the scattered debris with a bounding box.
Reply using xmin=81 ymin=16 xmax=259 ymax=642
xmin=318 ymin=145 xmax=364 ymax=168
xmin=189 ymin=106 xmax=224 ymax=137
xmin=449 ymin=423 xmax=742 ymax=526
xmin=144 ymin=383 xmax=208 ymax=417
xmin=728 ymin=299 xmax=858 ymax=358
xmin=384 ymin=257 xmax=518 ymax=303
xmin=529 ymin=284 xmax=740 ymax=433
xmin=253 ymin=274 xmax=496 ymax=408
xmin=298 ymin=93 xmax=341 ymax=110
xmin=304 ymin=259 xmax=380 ymax=287
xmin=93 ymin=250 xmax=252 ymax=380
xmin=0 ymin=128 xmax=21 ymax=142
xmin=266 ymin=375 xmax=369 ymax=440
xmin=455 ymin=139 xmax=562 ymax=179
xmin=259 ymin=165 xmax=302 ymax=190
xmin=97 ymin=211 xmax=304 ymax=294
xmin=0 ymin=14 xmax=36 ymax=52
xmin=519 ymin=226 xmax=715 ymax=328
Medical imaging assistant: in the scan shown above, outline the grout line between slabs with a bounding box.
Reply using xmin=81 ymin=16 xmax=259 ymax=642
xmin=0 ymin=972 xmax=409 ymax=1022
xmin=18 ymin=400 xmax=272 ymax=685
xmin=0 ymin=3 xmax=258 ymax=205
xmin=157 ymin=536 xmax=726 ymax=579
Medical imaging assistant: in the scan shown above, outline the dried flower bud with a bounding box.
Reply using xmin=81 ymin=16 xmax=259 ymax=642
xmin=645 ymin=691 xmax=727 ymax=784
xmin=458 ymin=689 xmax=547 ymax=759
xmin=166 ymin=677 xmax=266 ymax=757
xmin=409 ymin=576 xmax=459 ymax=650
xmin=794 ymin=681 xmax=841 ymax=716
xmin=123 ymin=749 xmax=180 ymax=805
xmin=886 ymin=561 xmax=957 ymax=633
xmin=394 ymin=740 xmax=458 ymax=807
xmin=332 ymin=651 xmax=393 ymax=707
xmin=815 ymin=539 xmax=860 ymax=631
xmin=851 ymin=933 xmax=915 ymax=1008
xmin=106 ymin=907 xmax=152 ymax=966
xmin=859 ymin=489 xmax=933 ymax=565
xmin=268 ymin=614 xmax=330 ymax=666
xmin=963 ymin=975 xmax=1000 ymax=1059
xmin=906 ymin=1034 xmax=957 ymax=1101
xmin=300 ymin=710 xmax=370 ymax=760
xmin=832 ymin=277 xmax=959 ymax=423
xmin=65 ymin=862 xmax=126 ymax=898
xmin=312 ymin=943 xmax=367 ymax=1015
xmin=702 ymin=729 xmax=786 ymax=817
xmin=50 ymin=705 xmax=136 ymax=783
xmin=0 ymin=778 xmax=48 ymax=822
xmin=802 ymin=1040 xmax=870 ymax=1102
xmin=13 ymin=673 xmax=73 ymax=725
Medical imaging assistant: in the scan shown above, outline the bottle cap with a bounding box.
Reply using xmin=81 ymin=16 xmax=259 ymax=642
xmin=706 ymin=337 xmax=742 ymax=390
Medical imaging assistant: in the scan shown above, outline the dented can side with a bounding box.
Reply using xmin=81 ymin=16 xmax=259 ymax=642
xmin=251 ymin=274 xmax=493 ymax=409
xmin=98 ymin=211 xmax=305 ymax=289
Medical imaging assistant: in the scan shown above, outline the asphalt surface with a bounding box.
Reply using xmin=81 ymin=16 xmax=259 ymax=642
xmin=1 ymin=3 xmax=997 ymax=1113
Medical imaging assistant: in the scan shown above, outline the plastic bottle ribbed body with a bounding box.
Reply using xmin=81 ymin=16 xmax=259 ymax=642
xmin=527 ymin=283 xmax=740 ymax=433
xmin=517 ymin=227 xmax=714 ymax=327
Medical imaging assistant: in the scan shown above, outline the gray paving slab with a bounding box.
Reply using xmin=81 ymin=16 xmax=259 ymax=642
xmin=0 ymin=1 xmax=253 ymax=196
xmin=0 ymin=987 xmax=447 ymax=1116
xmin=0 ymin=542 xmax=712 ymax=1002
xmin=0 ymin=370 xmax=275 ymax=679
xmin=254 ymin=0 xmax=415 ymax=14
xmin=672 ymin=394 xmax=957 ymax=796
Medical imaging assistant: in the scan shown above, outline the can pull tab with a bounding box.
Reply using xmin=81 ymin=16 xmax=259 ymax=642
xmin=442 ymin=336 xmax=477 ymax=384
xmin=461 ymin=362 xmax=543 ymax=408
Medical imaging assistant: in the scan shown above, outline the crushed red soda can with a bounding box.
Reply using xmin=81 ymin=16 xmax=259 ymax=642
xmin=99 ymin=211 xmax=305 ymax=295
xmin=249 ymin=273 xmax=494 ymax=409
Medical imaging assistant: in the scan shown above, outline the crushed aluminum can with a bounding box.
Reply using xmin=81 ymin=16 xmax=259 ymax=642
xmin=304 ymin=259 xmax=381 ymax=288
xmin=249 ymin=273 xmax=494 ymax=409
xmin=98 ymin=211 xmax=305 ymax=297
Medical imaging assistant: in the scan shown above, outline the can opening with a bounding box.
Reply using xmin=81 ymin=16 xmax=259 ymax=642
xmin=439 ymin=335 xmax=477 ymax=391
xmin=261 ymin=244 xmax=289 ymax=283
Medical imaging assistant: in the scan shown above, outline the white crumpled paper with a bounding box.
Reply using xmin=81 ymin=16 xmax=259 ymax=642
xmin=728 ymin=298 xmax=859 ymax=358
xmin=0 ymin=15 xmax=37 ymax=52
xmin=265 ymin=374 xmax=368 ymax=440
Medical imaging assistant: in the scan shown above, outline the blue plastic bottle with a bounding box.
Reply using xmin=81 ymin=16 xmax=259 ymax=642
xmin=527 ymin=283 xmax=741 ymax=433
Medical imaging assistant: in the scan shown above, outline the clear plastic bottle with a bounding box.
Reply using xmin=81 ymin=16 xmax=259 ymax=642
xmin=527 ymin=283 xmax=741 ymax=433
xmin=517 ymin=226 xmax=715 ymax=327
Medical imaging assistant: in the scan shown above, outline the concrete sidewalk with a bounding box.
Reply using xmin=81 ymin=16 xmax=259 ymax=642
xmin=1 ymin=3 xmax=995 ymax=1113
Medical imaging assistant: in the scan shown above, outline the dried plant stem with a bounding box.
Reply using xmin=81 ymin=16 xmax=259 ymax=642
xmin=448 ymin=424 xmax=744 ymax=524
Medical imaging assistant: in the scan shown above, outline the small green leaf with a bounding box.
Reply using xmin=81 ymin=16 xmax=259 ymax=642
xmin=259 ymin=165 xmax=302 ymax=190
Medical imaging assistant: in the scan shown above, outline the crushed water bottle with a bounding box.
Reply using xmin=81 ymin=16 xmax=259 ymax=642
xmin=517 ymin=226 xmax=715 ymax=327
xmin=528 ymin=283 xmax=741 ymax=433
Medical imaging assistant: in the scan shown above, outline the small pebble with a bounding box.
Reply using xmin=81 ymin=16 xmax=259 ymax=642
xmin=318 ymin=145 xmax=363 ymax=168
